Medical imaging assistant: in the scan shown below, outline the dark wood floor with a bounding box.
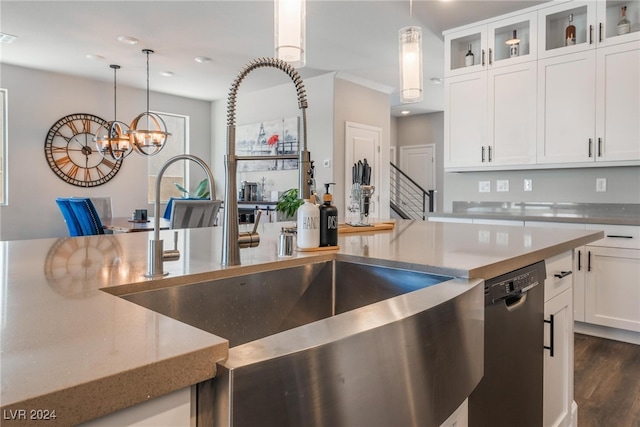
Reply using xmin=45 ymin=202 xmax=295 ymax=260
xmin=574 ymin=333 xmax=640 ymax=427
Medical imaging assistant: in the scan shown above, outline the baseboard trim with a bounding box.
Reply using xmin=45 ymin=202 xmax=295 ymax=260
xmin=574 ymin=322 xmax=640 ymax=345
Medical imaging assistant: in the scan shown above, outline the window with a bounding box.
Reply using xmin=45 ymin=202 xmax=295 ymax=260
xmin=147 ymin=112 xmax=188 ymax=203
xmin=0 ymin=89 xmax=6 ymax=206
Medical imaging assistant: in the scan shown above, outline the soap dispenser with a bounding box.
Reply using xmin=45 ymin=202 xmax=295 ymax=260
xmin=319 ymin=183 xmax=338 ymax=247
xmin=297 ymin=197 xmax=320 ymax=249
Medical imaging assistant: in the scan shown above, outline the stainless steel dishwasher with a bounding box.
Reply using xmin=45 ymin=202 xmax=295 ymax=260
xmin=469 ymin=261 xmax=546 ymax=427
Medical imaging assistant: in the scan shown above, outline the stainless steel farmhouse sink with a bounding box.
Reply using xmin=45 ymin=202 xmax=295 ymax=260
xmin=121 ymin=260 xmax=484 ymax=427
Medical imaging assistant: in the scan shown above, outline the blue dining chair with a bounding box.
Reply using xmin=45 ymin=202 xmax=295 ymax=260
xmin=55 ymin=198 xmax=83 ymax=237
xmin=68 ymin=198 xmax=105 ymax=236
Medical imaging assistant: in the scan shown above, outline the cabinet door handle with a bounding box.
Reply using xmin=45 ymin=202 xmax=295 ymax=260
xmin=590 ymin=25 xmax=594 ymax=44
xmin=481 ymin=49 xmax=485 ymax=66
xmin=488 ymin=146 xmax=492 ymax=162
xmin=599 ymin=23 xmax=603 ymax=43
xmin=588 ymin=251 xmax=592 ymax=272
xmin=598 ymin=137 xmax=602 ymax=157
xmin=489 ymin=48 xmax=493 ymax=65
xmin=606 ymin=235 xmax=633 ymax=239
xmin=481 ymin=146 xmax=485 ymax=162
xmin=578 ymin=250 xmax=582 ymax=271
xmin=544 ymin=314 xmax=555 ymax=357
xmin=554 ymin=270 xmax=573 ymax=279
xmin=588 ymin=138 xmax=593 ymax=157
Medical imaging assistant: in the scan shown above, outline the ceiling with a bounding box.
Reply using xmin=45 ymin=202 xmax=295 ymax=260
xmin=0 ymin=0 xmax=546 ymax=116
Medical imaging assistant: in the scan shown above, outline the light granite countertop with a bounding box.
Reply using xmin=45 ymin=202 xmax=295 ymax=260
xmin=0 ymin=220 xmax=603 ymax=425
xmin=426 ymin=202 xmax=640 ymax=226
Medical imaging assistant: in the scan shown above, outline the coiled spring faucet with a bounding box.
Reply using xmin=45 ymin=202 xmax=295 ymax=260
xmin=222 ymin=57 xmax=312 ymax=266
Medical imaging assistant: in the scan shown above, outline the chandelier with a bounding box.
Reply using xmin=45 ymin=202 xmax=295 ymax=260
xmin=128 ymin=49 xmax=170 ymax=156
xmin=94 ymin=65 xmax=133 ymax=160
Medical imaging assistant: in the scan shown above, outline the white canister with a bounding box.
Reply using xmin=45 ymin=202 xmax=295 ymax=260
xmin=297 ymin=199 xmax=320 ymax=249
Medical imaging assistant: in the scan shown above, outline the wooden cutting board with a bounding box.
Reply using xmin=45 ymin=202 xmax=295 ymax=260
xmin=338 ymin=222 xmax=395 ymax=234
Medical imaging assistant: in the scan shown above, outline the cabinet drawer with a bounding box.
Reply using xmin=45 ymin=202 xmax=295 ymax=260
xmin=545 ymin=251 xmax=573 ymax=302
xmin=585 ymin=224 xmax=640 ymax=249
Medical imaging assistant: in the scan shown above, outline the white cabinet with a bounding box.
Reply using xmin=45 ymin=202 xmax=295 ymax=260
xmin=544 ymin=287 xmax=574 ymax=427
xmin=595 ymin=41 xmax=640 ymax=161
xmin=537 ymin=0 xmax=640 ymax=59
xmin=537 ymin=50 xmax=597 ymax=164
xmin=444 ymin=0 xmax=640 ymax=170
xmin=439 ymin=398 xmax=468 ymax=427
xmin=538 ymin=40 xmax=640 ymax=164
xmin=445 ymin=61 xmax=537 ymax=168
xmin=585 ymin=245 xmax=640 ymax=332
xmin=544 ymin=251 xmax=575 ymax=427
xmin=445 ymin=11 xmax=538 ymax=77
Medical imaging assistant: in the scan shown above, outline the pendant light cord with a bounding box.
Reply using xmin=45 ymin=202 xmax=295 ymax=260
xmin=146 ymin=50 xmax=150 ymax=114
xmin=409 ymin=0 xmax=413 ymax=24
xmin=113 ymin=66 xmax=117 ymax=121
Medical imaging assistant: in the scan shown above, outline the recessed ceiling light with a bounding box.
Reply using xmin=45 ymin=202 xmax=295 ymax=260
xmin=195 ymin=56 xmax=212 ymax=64
xmin=159 ymin=71 xmax=174 ymax=77
xmin=117 ymin=36 xmax=139 ymax=45
xmin=85 ymin=54 xmax=105 ymax=61
xmin=0 ymin=32 xmax=17 ymax=44
xmin=401 ymin=110 xmax=410 ymax=115
xmin=430 ymin=77 xmax=443 ymax=84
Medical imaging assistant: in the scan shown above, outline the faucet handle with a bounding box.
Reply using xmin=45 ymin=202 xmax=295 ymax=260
xmin=239 ymin=210 xmax=261 ymax=249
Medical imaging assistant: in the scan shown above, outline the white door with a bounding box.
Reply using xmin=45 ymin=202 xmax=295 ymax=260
xmin=400 ymin=145 xmax=435 ymax=191
xmin=400 ymin=144 xmax=436 ymax=216
xmin=345 ymin=122 xmax=381 ymax=220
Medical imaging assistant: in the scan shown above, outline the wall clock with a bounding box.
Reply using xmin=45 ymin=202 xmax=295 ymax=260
xmin=44 ymin=113 xmax=123 ymax=187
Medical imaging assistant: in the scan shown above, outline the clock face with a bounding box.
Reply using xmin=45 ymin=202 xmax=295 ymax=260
xmin=44 ymin=113 xmax=123 ymax=187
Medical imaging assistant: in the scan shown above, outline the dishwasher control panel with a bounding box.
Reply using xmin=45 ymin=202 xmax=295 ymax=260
xmin=485 ymin=263 xmax=544 ymax=303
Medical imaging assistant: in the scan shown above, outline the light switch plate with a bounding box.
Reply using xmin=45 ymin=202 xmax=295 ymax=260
xmin=479 ymin=181 xmax=491 ymax=193
xmin=596 ymin=178 xmax=607 ymax=192
xmin=524 ymin=179 xmax=533 ymax=192
xmin=496 ymin=180 xmax=509 ymax=192
xmin=323 ymin=159 xmax=331 ymax=168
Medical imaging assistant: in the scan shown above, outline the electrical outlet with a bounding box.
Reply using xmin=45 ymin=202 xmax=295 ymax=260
xmin=496 ymin=180 xmax=509 ymax=192
xmin=524 ymin=179 xmax=533 ymax=192
xmin=479 ymin=181 xmax=491 ymax=193
xmin=323 ymin=159 xmax=331 ymax=168
xmin=596 ymin=178 xmax=607 ymax=192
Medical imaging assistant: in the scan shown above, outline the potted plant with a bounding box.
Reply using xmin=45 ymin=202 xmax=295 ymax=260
xmin=275 ymin=188 xmax=303 ymax=221
xmin=174 ymin=179 xmax=210 ymax=199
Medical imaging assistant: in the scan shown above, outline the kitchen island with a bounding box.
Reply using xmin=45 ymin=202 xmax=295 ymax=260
xmin=0 ymin=220 xmax=603 ymax=426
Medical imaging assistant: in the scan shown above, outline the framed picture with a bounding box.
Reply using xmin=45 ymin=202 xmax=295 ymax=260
xmin=236 ymin=117 xmax=299 ymax=172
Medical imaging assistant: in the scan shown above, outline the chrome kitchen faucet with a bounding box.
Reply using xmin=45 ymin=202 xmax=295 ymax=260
xmin=222 ymin=57 xmax=312 ymax=266
xmin=146 ymin=154 xmax=215 ymax=278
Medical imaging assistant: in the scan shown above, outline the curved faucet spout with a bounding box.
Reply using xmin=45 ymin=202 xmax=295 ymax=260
xmin=146 ymin=154 xmax=215 ymax=278
xmin=222 ymin=57 xmax=312 ymax=266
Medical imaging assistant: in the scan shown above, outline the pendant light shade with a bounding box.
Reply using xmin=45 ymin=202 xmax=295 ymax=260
xmin=399 ymin=25 xmax=423 ymax=103
xmin=274 ymin=0 xmax=306 ymax=68
xmin=94 ymin=65 xmax=133 ymax=160
xmin=128 ymin=49 xmax=170 ymax=156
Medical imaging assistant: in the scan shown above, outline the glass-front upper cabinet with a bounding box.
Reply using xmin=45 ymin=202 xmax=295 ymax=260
xmin=538 ymin=0 xmax=639 ymax=58
xmin=444 ymin=11 xmax=537 ymax=76
xmin=597 ymin=0 xmax=640 ymax=46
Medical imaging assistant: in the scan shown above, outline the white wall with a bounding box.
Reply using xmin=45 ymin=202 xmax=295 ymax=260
xmin=212 ymin=73 xmax=391 ymax=218
xmin=211 ymin=73 xmax=335 ymax=207
xmin=394 ymin=111 xmax=640 ymax=211
xmin=334 ymin=78 xmax=391 ymax=218
xmin=396 ymin=112 xmax=445 ymax=211
xmin=0 ymin=64 xmax=212 ymax=240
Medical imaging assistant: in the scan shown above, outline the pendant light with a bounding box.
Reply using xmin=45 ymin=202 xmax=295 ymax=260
xmin=128 ymin=49 xmax=170 ymax=156
xmin=274 ymin=0 xmax=306 ymax=68
xmin=399 ymin=0 xmax=423 ymax=103
xmin=94 ymin=65 xmax=133 ymax=160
